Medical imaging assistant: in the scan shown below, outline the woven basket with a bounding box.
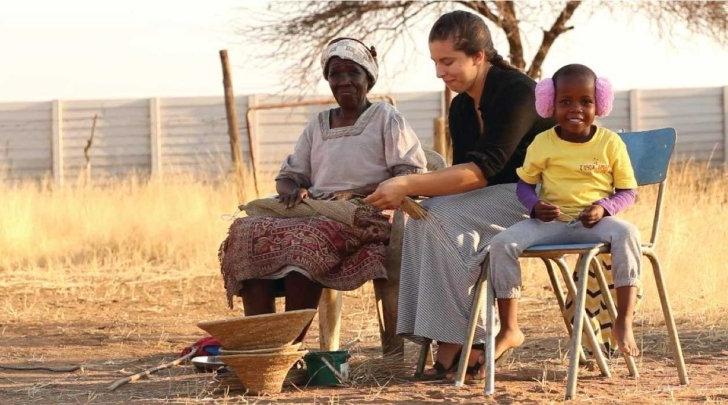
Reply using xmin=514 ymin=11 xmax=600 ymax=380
xmin=220 ymin=350 xmax=307 ymax=395
xmin=197 ymin=309 xmax=316 ymax=350
xmin=219 ymin=342 xmax=302 ymax=355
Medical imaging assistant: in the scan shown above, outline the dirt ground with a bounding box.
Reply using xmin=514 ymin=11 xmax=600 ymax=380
xmin=2 ymin=276 xmax=727 ymax=404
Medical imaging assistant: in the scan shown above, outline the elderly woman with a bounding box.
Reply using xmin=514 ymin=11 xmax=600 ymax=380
xmin=219 ymin=38 xmax=427 ymax=341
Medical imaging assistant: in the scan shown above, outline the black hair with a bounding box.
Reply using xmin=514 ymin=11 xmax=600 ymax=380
xmin=428 ymin=10 xmax=516 ymax=71
xmin=552 ymin=64 xmax=597 ymax=89
xmin=324 ymin=37 xmax=378 ymax=89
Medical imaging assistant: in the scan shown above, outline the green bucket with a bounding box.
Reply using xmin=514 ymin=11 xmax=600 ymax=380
xmin=303 ymin=350 xmax=351 ymax=386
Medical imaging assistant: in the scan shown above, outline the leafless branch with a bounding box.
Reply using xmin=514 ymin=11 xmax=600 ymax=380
xmin=527 ymin=1 xmax=581 ymax=79
xmin=239 ymin=0 xmax=727 ymax=89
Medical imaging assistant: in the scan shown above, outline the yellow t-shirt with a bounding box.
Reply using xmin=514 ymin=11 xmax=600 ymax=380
xmin=516 ymin=127 xmax=637 ymax=218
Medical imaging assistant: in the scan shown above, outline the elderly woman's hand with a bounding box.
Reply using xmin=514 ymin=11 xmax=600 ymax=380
xmin=363 ymin=176 xmax=410 ymax=210
xmin=276 ymin=178 xmax=309 ymax=208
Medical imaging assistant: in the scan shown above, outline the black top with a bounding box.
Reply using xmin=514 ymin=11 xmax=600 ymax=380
xmin=449 ymin=65 xmax=554 ymax=185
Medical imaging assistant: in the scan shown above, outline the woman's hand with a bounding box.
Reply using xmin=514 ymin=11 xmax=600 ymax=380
xmin=363 ymin=176 xmax=411 ymax=210
xmin=276 ymin=178 xmax=309 ymax=208
xmin=533 ymin=200 xmax=560 ymax=222
xmin=578 ymin=204 xmax=605 ymax=228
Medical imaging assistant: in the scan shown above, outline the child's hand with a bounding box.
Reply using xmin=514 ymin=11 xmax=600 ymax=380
xmin=533 ymin=200 xmax=560 ymax=222
xmin=578 ymin=204 xmax=605 ymax=228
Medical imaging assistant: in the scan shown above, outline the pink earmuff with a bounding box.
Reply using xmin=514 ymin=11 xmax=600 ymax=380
xmin=534 ymin=76 xmax=614 ymax=118
xmin=534 ymin=79 xmax=555 ymax=118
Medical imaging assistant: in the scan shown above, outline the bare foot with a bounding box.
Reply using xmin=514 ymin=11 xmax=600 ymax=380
xmin=495 ymin=327 xmax=525 ymax=360
xmin=613 ymin=317 xmax=640 ymax=357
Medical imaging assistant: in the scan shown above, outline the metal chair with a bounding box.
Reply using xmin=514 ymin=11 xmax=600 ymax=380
xmin=454 ymin=128 xmax=688 ymax=399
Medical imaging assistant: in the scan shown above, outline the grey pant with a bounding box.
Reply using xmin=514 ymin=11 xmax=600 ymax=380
xmin=489 ymin=217 xmax=641 ymax=299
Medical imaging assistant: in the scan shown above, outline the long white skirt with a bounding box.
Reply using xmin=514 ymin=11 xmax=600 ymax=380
xmin=396 ymin=183 xmax=528 ymax=344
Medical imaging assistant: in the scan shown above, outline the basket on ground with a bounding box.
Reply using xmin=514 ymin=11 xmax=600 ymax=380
xmin=196 ymin=309 xmax=316 ymax=350
xmin=220 ymin=350 xmax=308 ymax=394
xmin=219 ymin=342 xmax=302 ymax=355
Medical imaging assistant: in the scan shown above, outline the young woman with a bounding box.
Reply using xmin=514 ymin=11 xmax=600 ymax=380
xmin=364 ymin=10 xmax=553 ymax=379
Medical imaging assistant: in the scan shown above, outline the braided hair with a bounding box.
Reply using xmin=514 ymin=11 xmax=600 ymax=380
xmin=429 ymin=10 xmax=517 ymax=71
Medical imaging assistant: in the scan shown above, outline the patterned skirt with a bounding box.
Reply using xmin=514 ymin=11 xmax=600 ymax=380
xmin=219 ymin=201 xmax=390 ymax=308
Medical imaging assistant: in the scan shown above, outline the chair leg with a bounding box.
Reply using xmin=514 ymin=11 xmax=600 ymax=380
xmin=483 ymin=260 xmax=496 ymax=396
xmin=554 ymin=257 xmax=611 ymax=378
xmin=453 ymin=258 xmax=489 ymax=387
xmin=643 ymin=249 xmax=689 ymax=385
xmin=318 ymin=288 xmax=342 ymax=351
xmin=415 ymin=339 xmax=432 ymax=378
xmin=565 ymin=250 xmax=608 ymax=400
xmin=543 ymin=258 xmax=588 ymax=364
xmin=373 ymin=278 xmax=404 ymax=357
xmin=590 ymin=258 xmax=639 ymax=378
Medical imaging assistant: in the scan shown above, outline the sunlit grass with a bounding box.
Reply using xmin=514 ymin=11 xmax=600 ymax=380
xmin=0 ymin=163 xmax=726 ymax=326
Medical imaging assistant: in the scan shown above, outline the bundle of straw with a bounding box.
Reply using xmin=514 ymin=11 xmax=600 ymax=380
xmin=400 ymin=197 xmax=427 ymax=220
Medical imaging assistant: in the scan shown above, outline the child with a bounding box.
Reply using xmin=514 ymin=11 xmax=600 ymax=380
xmin=488 ymin=64 xmax=641 ymax=360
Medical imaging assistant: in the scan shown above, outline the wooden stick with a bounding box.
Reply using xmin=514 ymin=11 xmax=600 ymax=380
xmin=0 ymin=364 xmax=80 ymax=372
xmin=219 ymin=50 xmax=258 ymax=202
xmin=106 ymin=348 xmax=197 ymax=391
xmin=83 ymin=114 xmax=98 ymax=182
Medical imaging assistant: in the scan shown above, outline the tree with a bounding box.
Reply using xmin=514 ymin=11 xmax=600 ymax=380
xmin=242 ymin=1 xmax=727 ymax=89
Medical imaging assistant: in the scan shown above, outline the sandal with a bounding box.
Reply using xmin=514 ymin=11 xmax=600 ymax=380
xmin=418 ymin=349 xmax=461 ymax=380
xmin=465 ymin=344 xmax=486 ymax=381
xmin=455 ymin=344 xmax=515 ymax=383
xmin=453 ymin=344 xmax=485 ymax=383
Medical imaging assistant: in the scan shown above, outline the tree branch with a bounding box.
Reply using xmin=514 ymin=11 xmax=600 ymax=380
xmin=526 ymin=0 xmax=581 ymax=78
xmin=240 ymin=0 xmax=726 ymax=89
xmin=495 ymin=1 xmax=525 ymax=69
xmin=456 ymin=1 xmax=503 ymax=27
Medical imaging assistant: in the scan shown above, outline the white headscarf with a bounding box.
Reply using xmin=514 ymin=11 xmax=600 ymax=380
xmin=320 ymin=38 xmax=378 ymax=87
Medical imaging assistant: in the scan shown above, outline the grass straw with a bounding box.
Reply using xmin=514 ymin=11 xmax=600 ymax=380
xmin=400 ymin=197 xmax=427 ymax=219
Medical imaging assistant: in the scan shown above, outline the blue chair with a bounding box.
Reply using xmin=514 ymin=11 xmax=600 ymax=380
xmin=454 ymin=128 xmax=689 ymax=399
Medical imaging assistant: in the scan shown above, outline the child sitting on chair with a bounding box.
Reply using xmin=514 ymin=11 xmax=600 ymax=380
xmin=488 ymin=63 xmax=641 ymax=360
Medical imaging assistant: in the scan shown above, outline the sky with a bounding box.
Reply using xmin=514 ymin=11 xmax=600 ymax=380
xmin=0 ymin=0 xmax=726 ymax=102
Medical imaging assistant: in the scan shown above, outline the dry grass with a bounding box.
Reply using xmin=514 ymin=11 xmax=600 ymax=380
xmin=3 ymin=163 xmax=725 ymax=324
xmin=0 ymin=175 xmax=237 ymax=287
xmin=0 ymin=163 xmax=726 ymax=403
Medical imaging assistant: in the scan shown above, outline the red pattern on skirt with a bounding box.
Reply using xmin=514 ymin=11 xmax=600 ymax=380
xmin=219 ymin=211 xmax=390 ymax=307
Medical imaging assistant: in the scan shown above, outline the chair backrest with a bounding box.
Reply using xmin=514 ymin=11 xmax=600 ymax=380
xmin=618 ymin=128 xmax=676 ymax=246
xmin=424 ymin=148 xmax=447 ymax=172
xmin=619 ymin=128 xmax=676 ymax=186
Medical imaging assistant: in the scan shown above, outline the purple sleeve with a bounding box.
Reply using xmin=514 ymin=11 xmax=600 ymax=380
xmin=516 ymin=179 xmax=539 ymax=217
xmin=595 ymin=189 xmax=637 ymax=216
